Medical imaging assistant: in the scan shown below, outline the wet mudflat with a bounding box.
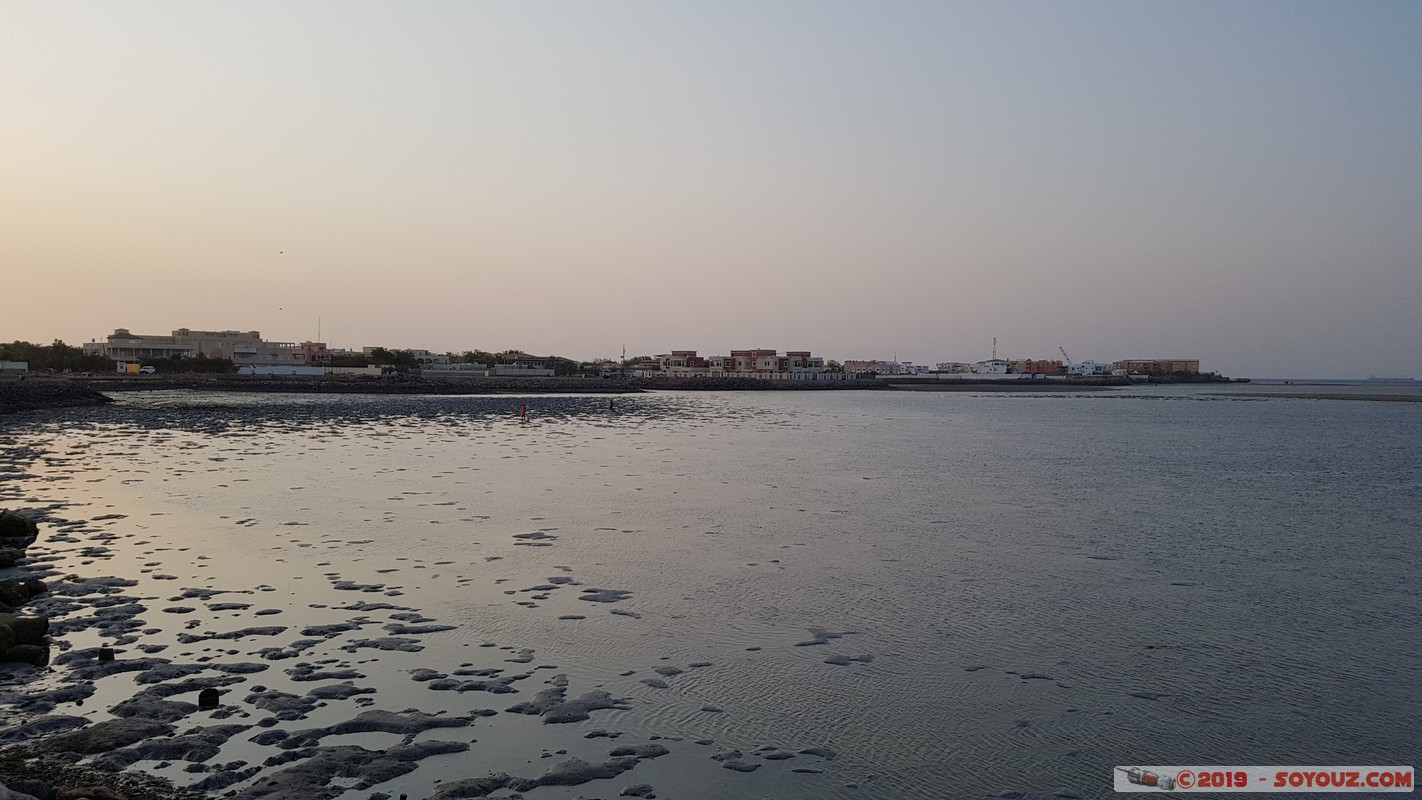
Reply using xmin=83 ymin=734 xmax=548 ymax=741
xmin=1 ymin=388 xmax=1418 ymax=799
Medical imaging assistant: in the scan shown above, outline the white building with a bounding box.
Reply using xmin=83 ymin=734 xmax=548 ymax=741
xmin=489 ymin=364 xmax=554 ymax=377
xmin=843 ymin=359 xmax=901 ymax=375
xmin=973 ymin=360 xmax=1014 ymax=375
xmin=1066 ymin=360 xmax=1116 ymax=376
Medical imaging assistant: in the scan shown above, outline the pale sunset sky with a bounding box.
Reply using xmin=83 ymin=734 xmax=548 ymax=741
xmin=3 ymin=1 xmax=1419 ymax=377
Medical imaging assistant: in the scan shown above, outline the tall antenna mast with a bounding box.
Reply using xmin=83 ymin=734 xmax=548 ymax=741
xmin=992 ymin=337 xmax=997 ymax=361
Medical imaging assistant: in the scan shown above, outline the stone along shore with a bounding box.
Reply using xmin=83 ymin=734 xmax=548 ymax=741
xmin=0 ymin=380 xmax=113 ymax=414
xmin=3 ymin=510 xmax=198 ymax=800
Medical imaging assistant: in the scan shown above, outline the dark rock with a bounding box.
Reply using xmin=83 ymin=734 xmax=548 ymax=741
xmin=0 ymin=510 xmax=39 ymax=541
xmin=428 ymin=774 xmax=515 ymax=799
xmin=248 ymin=730 xmax=288 ymax=746
xmin=0 ymin=715 xmax=90 ymax=743
xmin=608 ymin=744 xmax=669 ymax=759
xmin=55 ymin=789 xmax=127 ymax=800
xmin=109 ymin=694 xmax=198 ymax=723
xmin=7 ymin=781 xmax=54 ymax=800
xmin=507 ymin=684 xmax=630 ymax=724
xmin=0 ymin=383 xmax=113 ymax=414
xmin=134 ymin=663 xmax=206 ymax=684
xmin=224 ymin=741 xmax=468 ymax=799
xmin=0 ymin=580 xmax=47 ymax=610
xmin=521 ymin=756 xmax=640 ymax=788
xmin=198 ymin=687 xmax=220 ymax=710
xmin=1 ymin=643 xmax=49 ymax=666
xmin=305 ymin=682 xmax=373 ymax=700
xmin=46 ymin=719 xmax=174 ymax=754
xmin=579 ymin=588 xmax=633 ymax=603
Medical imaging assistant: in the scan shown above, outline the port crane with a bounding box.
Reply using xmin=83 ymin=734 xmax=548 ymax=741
xmin=1058 ymin=347 xmax=1074 ymax=369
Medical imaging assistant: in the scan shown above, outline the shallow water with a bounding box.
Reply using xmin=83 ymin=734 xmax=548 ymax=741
xmin=2 ymin=387 xmax=1418 ymax=799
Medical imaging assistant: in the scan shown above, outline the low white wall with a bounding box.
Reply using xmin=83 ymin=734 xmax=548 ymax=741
xmin=238 ymin=365 xmax=326 ymax=376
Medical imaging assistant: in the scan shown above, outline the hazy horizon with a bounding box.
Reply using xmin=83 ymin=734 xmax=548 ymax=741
xmin=4 ymin=2 xmax=1419 ymax=379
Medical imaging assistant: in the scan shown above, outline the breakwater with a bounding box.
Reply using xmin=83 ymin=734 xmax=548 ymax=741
xmin=0 ymin=378 xmax=114 ymax=413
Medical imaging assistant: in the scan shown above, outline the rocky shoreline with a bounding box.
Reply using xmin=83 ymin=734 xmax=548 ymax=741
xmin=0 ymin=447 xmax=846 ymax=800
xmin=0 ymin=381 xmax=113 ymax=415
xmin=3 ymin=511 xmax=199 ymax=800
xmin=0 ymin=498 xmax=751 ymax=800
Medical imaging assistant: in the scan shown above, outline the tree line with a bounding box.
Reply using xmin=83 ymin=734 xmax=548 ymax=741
xmin=3 ymin=340 xmax=632 ymax=377
xmin=1 ymin=340 xmax=116 ymax=373
xmin=0 ymin=340 xmax=237 ymax=374
xmin=334 ymin=349 xmax=584 ymax=376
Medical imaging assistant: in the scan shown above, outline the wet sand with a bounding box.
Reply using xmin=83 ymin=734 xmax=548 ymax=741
xmin=0 ymin=394 xmax=859 ymax=799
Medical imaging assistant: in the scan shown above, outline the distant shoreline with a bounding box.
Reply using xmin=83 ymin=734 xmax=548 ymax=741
xmin=84 ymin=374 xmax=1145 ymax=394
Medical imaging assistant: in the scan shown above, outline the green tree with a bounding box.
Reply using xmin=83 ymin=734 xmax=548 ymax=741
xmin=0 ymin=340 xmax=110 ymax=372
xmin=330 ymin=352 xmax=372 ymax=367
xmin=458 ymin=350 xmax=497 ymax=367
xmin=368 ymin=348 xmax=419 ymax=371
xmin=142 ymin=354 xmax=235 ymax=373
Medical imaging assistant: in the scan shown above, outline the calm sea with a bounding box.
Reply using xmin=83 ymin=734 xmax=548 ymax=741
xmin=2 ymin=385 xmax=1418 ymax=799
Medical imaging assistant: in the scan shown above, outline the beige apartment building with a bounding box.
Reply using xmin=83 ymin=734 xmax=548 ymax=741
xmin=658 ymin=349 xmax=832 ymax=379
xmin=84 ymin=328 xmax=330 ymax=367
xmin=1114 ymin=359 xmax=1200 ymax=375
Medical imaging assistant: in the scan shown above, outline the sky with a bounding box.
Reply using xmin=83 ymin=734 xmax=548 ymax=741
xmin=2 ymin=1 xmax=1419 ymax=378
